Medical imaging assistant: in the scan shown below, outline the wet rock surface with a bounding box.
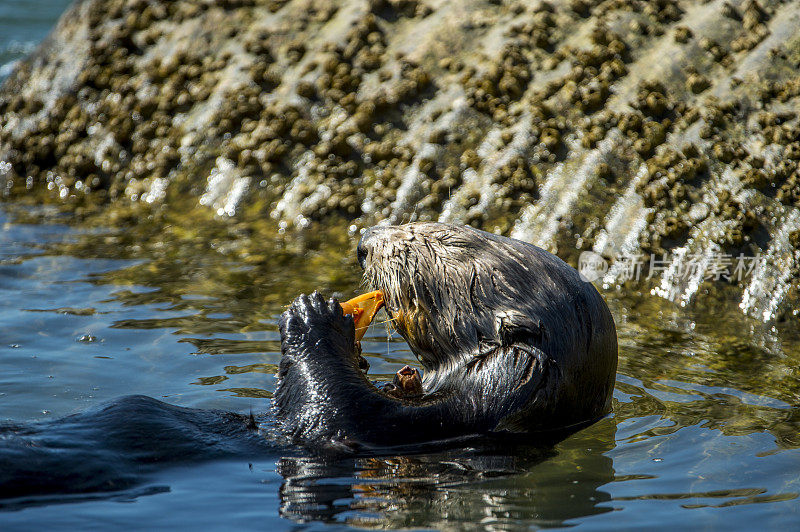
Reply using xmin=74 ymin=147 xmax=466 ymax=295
xmin=2 ymin=0 xmax=800 ymax=320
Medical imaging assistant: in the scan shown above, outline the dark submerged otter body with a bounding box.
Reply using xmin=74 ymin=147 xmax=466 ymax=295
xmin=275 ymin=222 xmax=618 ymax=447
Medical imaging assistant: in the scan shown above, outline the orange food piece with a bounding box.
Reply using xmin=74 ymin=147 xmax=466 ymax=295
xmin=340 ymin=290 xmax=385 ymax=341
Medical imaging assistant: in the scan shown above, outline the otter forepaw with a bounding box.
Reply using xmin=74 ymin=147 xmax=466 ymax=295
xmin=276 ymin=292 xmax=373 ymax=442
xmin=279 ymin=291 xmax=357 ymax=363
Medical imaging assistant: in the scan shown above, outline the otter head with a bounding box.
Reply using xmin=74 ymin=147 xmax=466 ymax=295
xmin=358 ymin=222 xmax=553 ymax=372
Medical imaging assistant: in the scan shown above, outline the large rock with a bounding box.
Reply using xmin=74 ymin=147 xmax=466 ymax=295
xmin=2 ymin=0 xmax=800 ymax=320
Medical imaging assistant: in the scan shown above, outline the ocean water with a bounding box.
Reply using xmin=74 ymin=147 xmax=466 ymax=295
xmin=2 ymin=1 xmax=800 ymax=530
xmin=2 ymin=199 xmax=800 ymax=530
xmin=0 ymin=1 xmax=73 ymax=80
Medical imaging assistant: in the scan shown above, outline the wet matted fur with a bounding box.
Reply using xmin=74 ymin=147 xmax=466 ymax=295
xmin=275 ymin=222 xmax=617 ymax=448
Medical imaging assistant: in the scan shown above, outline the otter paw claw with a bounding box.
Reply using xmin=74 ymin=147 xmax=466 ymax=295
xmin=279 ymin=291 xmax=356 ymax=363
xmin=283 ymin=292 xmax=348 ymax=330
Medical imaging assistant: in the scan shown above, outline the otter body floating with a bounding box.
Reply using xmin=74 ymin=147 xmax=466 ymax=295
xmin=276 ymin=222 xmax=618 ymax=448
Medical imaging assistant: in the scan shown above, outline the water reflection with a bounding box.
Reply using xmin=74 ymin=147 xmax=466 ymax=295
xmin=277 ymin=419 xmax=616 ymax=528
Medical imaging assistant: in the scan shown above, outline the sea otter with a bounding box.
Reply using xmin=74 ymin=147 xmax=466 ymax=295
xmin=274 ymin=222 xmax=617 ymax=448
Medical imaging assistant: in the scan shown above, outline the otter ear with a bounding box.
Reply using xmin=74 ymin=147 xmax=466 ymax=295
xmin=494 ymin=310 xmax=543 ymax=347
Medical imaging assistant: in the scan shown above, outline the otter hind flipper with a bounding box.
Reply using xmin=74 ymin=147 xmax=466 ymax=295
xmin=510 ymin=345 xmax=556 ymax=393
xmin=477 ymin=345 xmax=562 ymax=433
xmin=466 ymin=343 xmax=554 ymax=404
xmin=494 ymin=310 xmax=544 ymax=347
xmin=465 ymin=339 xmax=501 ymax=370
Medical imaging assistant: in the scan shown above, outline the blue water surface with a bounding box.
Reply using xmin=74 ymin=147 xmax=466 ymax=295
xmin=0 ymin=1 xmax=73 ymax=79
xmin=2 ymin=1 xmax=800 ymax=529
xmin=2 ymin=203 xmax=800 ymax=530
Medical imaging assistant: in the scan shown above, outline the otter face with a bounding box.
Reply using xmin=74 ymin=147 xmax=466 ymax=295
xmin=358 ymin=222 xmax=558 ymax=371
